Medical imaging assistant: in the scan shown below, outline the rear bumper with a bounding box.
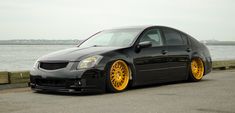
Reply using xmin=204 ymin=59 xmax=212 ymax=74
xmin=204 ymin=56 xmax=212 ymax=75
xmin=30 ymin=68 xmax=106 ymax=93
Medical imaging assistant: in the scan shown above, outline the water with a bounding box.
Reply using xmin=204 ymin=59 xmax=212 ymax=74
xmin=208 ymin=45 xmax=235 ymax=61
xmin=0 ymin=45 xmax=74 ymax=71
xmin=0 ymin=45 xmax=235 ymax=71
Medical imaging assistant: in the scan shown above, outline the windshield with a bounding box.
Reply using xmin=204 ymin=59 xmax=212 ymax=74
xmin=79 ymin=28 xmax=142 ymax=48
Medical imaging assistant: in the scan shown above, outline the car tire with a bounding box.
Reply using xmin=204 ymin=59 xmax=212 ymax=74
xmin=188 ymin=57 xmax=205 ymax=82
xmin=106 ymin=60 xmax=130 ymax=93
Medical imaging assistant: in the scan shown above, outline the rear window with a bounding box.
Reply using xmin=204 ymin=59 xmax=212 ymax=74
xmin=163 ymin=29 xmax=184 ymax=45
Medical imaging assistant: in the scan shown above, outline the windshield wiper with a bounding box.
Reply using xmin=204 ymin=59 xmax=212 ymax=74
xmin=91 ymin=45 xmax=105 ymax=47
xmin=77 ymin=45 xmax=105 ymax=48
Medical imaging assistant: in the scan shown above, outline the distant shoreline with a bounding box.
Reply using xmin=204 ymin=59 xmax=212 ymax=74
xmin=0 ymin=39 xmax=81 ymax=45
xmin=201 ymin=40 xmax=235 ymax=46
xmin=0 ymin=44 xmax=77 ymax=45
xmin=205 ymin=44 xmax=235 ymax=46
xmin=2 ymin=44 xmax=235 ymax=46
xmin=0 ymin=39 xmax=235 ymax=46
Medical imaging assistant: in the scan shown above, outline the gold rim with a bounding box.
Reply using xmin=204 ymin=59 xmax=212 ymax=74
xmin=191 ymin=58 xmax=204 ymax=80
xmin=110 ymin=60 xmax=129 ymax=91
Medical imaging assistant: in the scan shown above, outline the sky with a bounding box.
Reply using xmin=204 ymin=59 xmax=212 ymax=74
xmin=0 ymin=0 xmax=234 ymax=41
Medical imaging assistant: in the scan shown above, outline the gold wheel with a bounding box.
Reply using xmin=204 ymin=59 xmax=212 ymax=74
xmin=110 ymin=60 xmax=130 ymax=91
xmin=191 ymin=58 xmax=204 ymax=80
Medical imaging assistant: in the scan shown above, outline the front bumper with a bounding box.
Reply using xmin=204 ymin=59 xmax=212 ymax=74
xmin=30 ymin=67 xmax=106 ymax=93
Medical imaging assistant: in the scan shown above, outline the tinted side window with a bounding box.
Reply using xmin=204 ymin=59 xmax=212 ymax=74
xmin=163 ymin=29 xmax=184 ymax=45
xmin=140 ymin=28 xmax=162 ymax=47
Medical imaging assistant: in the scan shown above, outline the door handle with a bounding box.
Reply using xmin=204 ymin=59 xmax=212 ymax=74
xmin=161 ymin=50 xmax=168 ymax=55
xmin=186 ymin=48 xmax=192 ymax=52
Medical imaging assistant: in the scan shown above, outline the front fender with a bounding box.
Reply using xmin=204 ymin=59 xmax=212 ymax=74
xmin=98 ymin=51 xmax=137 ymax=86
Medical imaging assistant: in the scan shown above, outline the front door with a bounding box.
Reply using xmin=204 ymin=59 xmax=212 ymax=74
xmin=133 ymin=28 xmax=168 ymax=85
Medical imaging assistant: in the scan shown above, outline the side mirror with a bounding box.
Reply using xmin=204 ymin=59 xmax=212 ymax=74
xmin=138 ymin=41 xmax=152 ymax=48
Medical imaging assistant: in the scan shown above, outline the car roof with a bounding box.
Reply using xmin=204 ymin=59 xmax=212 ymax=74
xmin=103 ymin=25 xmax=191 ymax=37
xmin=106 ymin=25 xmax=157 ymax=30
xmin=105 ymin=25 xmax=182 ymax=31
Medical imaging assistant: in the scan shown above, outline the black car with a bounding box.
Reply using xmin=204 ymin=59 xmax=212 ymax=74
xmin=30 ymin=25 xmax=212 ymax=93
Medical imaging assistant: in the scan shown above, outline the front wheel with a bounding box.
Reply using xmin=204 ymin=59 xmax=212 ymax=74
xmin=188 ymin=58 xmax=205 ymax=82
xmin=106 ymin=60 xmax=130 ymax=93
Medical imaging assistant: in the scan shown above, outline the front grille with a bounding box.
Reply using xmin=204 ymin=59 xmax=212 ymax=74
xmin=36 ymin=78 xmax=74 ymax=87
xmin=39 ymin=62 xmax=68 ymax=70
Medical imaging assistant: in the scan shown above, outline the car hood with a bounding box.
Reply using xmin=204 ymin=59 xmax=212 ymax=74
xmin=38 ymin=46 xmax=124 ymax=62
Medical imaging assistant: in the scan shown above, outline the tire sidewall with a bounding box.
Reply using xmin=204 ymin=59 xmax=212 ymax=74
xmin=188 ymin=58 xmax=203 ymax=82
xmin=105 ymin=60 xmax=129 ymax=93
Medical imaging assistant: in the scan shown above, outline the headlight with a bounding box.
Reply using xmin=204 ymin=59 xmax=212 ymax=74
xmin=33 ymin=60 xmax=39 ymax=69
xmin=77 ymin=55 xmax=103 ymax=69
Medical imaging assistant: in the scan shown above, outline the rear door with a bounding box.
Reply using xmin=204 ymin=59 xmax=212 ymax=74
xmin=162 ymin=28 xmax=190 ymax=81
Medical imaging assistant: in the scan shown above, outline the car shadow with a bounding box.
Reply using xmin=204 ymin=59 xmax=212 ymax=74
xmin=128 ymin=78 xmax=213 ymax=91
xmin=33 ymin=90 xmax=104 ymax=96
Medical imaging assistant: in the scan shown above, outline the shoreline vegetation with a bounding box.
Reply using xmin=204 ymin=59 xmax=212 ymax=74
xmin=0 ymin=39 xmax=235 ymax=45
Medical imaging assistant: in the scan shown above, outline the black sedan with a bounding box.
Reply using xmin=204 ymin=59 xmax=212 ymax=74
xmin=30 ymin=25 xmax=212 ymax=93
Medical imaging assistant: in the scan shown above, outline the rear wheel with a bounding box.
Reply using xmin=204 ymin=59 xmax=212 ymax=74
xmin=188 ymin=58 xmax=204 ymax=81
xmin=106 ymin=60 xmax=130 ymax=92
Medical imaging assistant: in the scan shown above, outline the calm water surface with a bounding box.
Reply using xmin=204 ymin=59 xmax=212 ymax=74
xmin=0 ymin=45 xmax=235 ymax=71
